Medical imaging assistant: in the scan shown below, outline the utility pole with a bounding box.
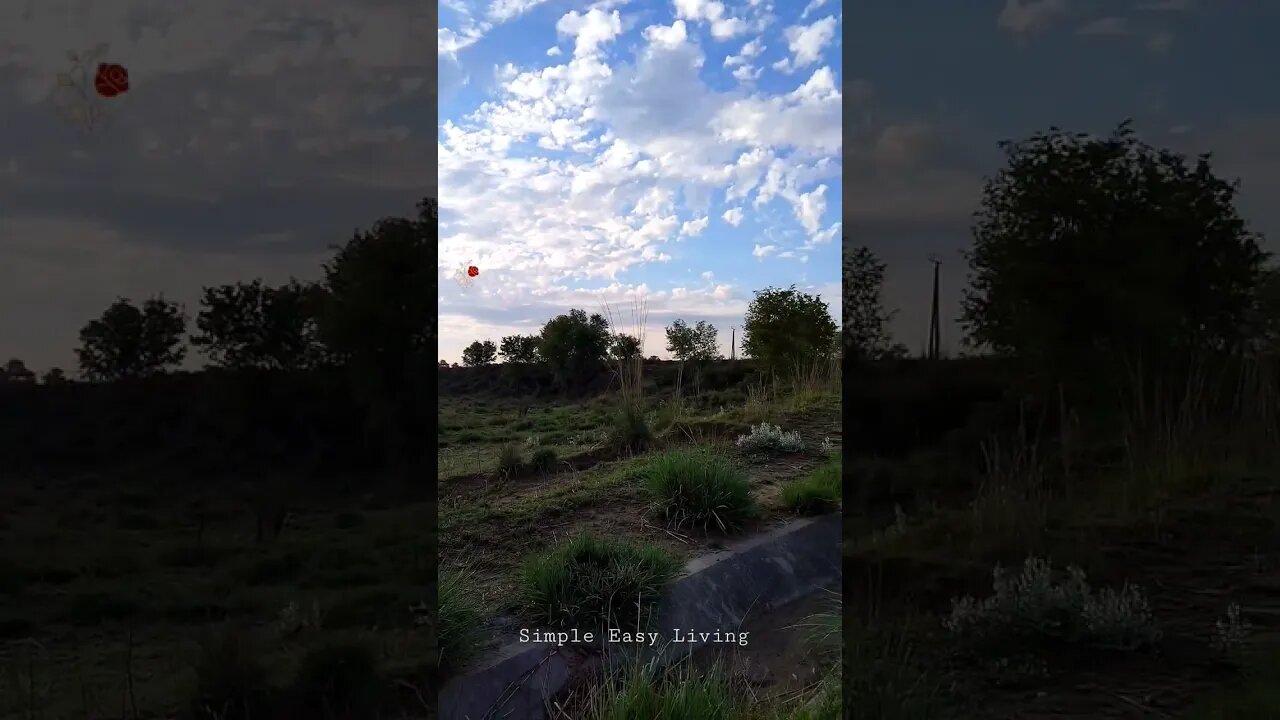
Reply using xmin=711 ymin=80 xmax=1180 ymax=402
xmin=730 ymin=326 xmax=736 ymax=360
xmin=927 ymin=255 xmax=942 ymax=361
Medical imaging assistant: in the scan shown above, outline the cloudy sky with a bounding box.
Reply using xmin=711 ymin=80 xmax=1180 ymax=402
xmin=850 ymin=0 xmax=1280 ymax=354
xmin=0 ymin=0 xmax=434 ymax=374
xmin=438 ymin=0 xmax=842 ymax=363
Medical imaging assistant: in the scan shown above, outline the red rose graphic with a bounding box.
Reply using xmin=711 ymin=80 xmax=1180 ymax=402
xmin=467 ymin=265 xmax=479 ymax=278
xmin=93 ymin=63 xmax=129 ymax=98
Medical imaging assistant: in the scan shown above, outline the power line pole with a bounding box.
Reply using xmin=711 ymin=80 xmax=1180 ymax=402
xmin=730 ymin=326 xmax=736 ymax=360
xmin=927 ymin=255 xmax=942 ymax=361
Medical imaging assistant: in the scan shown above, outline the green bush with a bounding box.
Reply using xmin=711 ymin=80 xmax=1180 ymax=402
xmin=641 ymin=450 xmax=756 ymax=532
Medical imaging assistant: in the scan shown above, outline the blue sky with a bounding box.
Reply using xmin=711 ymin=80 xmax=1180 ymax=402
xmin=848 ymin=0 xmax=1280 ymax=354
xmin=438 ymin=0 xmax=843 ymax=362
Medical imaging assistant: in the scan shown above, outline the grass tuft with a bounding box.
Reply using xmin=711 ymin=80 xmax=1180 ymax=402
xmin=780 ymin=456 xmax=842 ymax=515
xmin=521 ymin=533 xmax=679 ymax=631
xmin=641 ymin=449 xmax=756 ymax=532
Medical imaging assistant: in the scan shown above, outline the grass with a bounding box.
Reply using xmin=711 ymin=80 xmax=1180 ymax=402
xmin=438 ymin=569 xmax=483 ymax=672
xmin=780 ymin=456 xmax=841 ymax=515
xmin=640 ymin=449 xmax=757 ymax=532
xmin=0 ymin=474 xmax=429 ymax=719
xmin=520 ymin=533 xmax=680 ymax=631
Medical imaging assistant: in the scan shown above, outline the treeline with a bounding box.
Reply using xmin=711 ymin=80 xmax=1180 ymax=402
xmin=0 ymin=199 xmax=435 ymax=477
xmin=449 ymin=286 xmax=840 ymax=388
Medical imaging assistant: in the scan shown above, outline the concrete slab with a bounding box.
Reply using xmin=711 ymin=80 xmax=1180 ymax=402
xmin=438 ymin=513 xmax=840 ymax=720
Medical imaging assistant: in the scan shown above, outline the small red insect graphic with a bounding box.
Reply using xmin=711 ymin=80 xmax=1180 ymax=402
xmin=93 ymin=63 xmax=130 ymax=98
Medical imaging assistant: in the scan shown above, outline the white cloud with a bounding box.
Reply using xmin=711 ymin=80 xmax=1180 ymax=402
xmin=701 ymin=270 xmax=715 ymax=280
xmin=546 ymin=46 xmax=563 ymax=56
xmin=681 ymin=215 xmax=710 ymax=236
xmin=722 ymin=207 xmax=745 ymax=226
xmin=557 ymin=8 xmax=624 ymax=57
xmin=488 ymin=0 xmax=552 ymax=22
xmin=672 ymin=0 xmax=750 ymax=39
xmin=800 ymin=0 xmax=829 ymax=19
xmin=773 ymin=16 xmax=837 ymax=74
xmin=752 ymin=243 xmax=778 ymax=258
xmin=723 ymin=37 xmax=765 ymax=66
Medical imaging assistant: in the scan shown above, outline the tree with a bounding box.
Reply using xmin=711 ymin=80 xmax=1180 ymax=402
xmin=76 ymin=297 xmax=187 ymax=381
xmin=961 ymin=122 xmax=1267 ymax=370
xmin=539 ymin=309 xmax=611 ymax=387
xmin=41 ymin=367 xmax=67 ymax=385
xmin=610 ymin=333 xmax=643 ymax=361
xmin=316 ymin=200 xmax=433 ymax=466
xmin=844 ymin=244 xmax=908 ymax=361
xmin=664 ymin=320 xmax=720 ymax=362
xmin=742 ymin=286 xmax=838 ymax=372
xmin=2 ymin=358 xmax=34 ymax=382
xmin=499 ymin=334 xmax=541 ymax=364
xmin=191 ymin=279 xmax=326 ymax=370
xmin=1246 ymin=265 xmax=1280 ymax=354
xmin=462 ymin=340 xmax=497 ymax=366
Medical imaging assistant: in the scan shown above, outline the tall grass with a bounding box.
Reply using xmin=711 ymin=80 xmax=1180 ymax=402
xmin=1117 ymin=350 xmax=1280 ymax=513
xmin=604 ymin=298 xmax=653 ymax=454
xmin=970 ymin=405 xmax=1050 ymax=550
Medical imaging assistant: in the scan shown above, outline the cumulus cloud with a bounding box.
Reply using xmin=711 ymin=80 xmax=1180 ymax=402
xmin=773 ymin=16 xmax=838 ymax=74
xmin=997 ymin=0 xmax=1068 ymax=37
xmin=435 ymin=1 xmax=842 ymax=360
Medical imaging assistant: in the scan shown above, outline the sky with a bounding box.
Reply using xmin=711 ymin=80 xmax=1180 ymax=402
xmin=849 ymin=0 xmax=1280 ymax=355
xmin=437 ymin=0 xmax=843 ymax=363
xmin=0 ymin=0 xmax=434 ymax=374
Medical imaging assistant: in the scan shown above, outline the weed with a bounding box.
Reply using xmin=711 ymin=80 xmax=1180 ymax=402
xmin=287 ymin=639 xmax=384 ymax=718
xmin=608 ymin=402 xmax=652 ymax=454
xmin=943 ymin=556 xmax=1161 ymax=651
xmin=641 ymin=450 xmax=756 ymax=532
xmin=497 ymin=443 xmax=524 ymax=476
xmin=1211 ymin=602 xmax=1252 ymax=658
xmin=190 ymin=625 xmax=275 ymax=720
xmin=736 ymin=422 xmax=805 ymax=454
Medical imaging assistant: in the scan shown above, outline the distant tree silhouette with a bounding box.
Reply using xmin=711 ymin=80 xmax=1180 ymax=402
xmin=499 ymin=334 xmax=541 ymax=364
xmin=316 ymin=200 xmax=432 ymax=465
xmin=742 ymin=286 xmax=838 ymax=372
xmin=844 ymin=244 xmax=908 ymax=361
xmin=462 ymin=340 xmax=497 ymax=366
xmin=191 ymin=279 xmax=326 ymax=370
xmin=539 ymin=309 xmax=611 ymax=388
xmin=961 ymin=121 xmax=1268 ymax=368
xmin=2 ymin=358 xmax=35 ymax=382
xmin=41 ymin=367 xmax=67 ymax=385
xmin=438 ymin=359 xmax=450 ymax=368
xmin=610 ymin=333 xmax=642 ymax=361
xmin=76 ymin=297 xmax=187 ymax=381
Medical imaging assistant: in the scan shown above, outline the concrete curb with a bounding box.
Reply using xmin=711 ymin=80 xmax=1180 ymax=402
xmin=438 ymin=513 xmax=841 ymax=720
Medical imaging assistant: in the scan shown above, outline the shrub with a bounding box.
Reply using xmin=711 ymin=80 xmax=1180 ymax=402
xmin=531 ymin=447 xmax=559 ymax=472
xmin=735 ymin=422 xmax=804 ymax=453
xmin=497 ymin=443 xmax=524 ymax=476
xmin=943 ymin=556 xmax=1161 ymax=651
xmin=780 ymin=458 xmax=841 ymax=514
xmin=521 ymin=534 xmax=678 ymax=630
xmin=641 ymin=450 xmax=755 ymax=531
